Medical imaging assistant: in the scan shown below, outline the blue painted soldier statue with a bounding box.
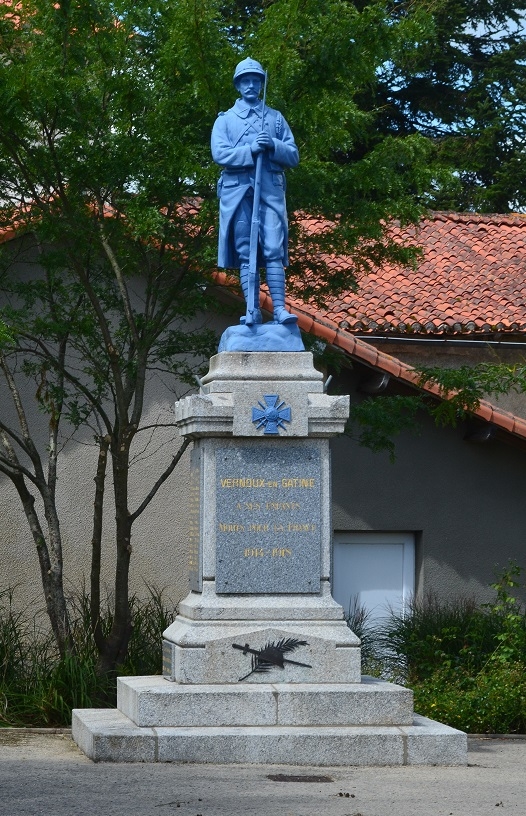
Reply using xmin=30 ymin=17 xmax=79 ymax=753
xmin=211 ymin=58 xmax=299 ymax=325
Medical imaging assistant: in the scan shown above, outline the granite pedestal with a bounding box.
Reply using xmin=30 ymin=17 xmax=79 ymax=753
xmin=72 ymin=352 xmax=467 ymax=765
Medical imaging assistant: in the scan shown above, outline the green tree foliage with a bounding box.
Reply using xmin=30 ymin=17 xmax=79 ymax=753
xmin=418 ymin=363 xmax=526 ymax=425
xmin=0 ymin=318 xmax=12 ymax=347
xmin=346 ymin=360 xmax=526 ymax=461
xmin=0 ymin=0 xmax=225 ymax=670
xmin=250 ymin=0 xmax=437 ymax=304
xmin=0 ymin=0 xmax=441 ymax=670
xmin=348 ymin=394 xmax=425 ymax=462
xmin=370 ymin=0 xmax=526 ymax=211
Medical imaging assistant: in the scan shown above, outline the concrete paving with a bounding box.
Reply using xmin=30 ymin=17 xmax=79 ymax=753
xmin=0 ymin=729 xmax=524 ymax=816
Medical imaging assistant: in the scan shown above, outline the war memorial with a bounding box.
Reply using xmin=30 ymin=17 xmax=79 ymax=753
xmin=72 ymin=58 xmax=467 ymax=765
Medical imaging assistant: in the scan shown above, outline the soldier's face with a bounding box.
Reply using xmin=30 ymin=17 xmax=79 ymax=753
xmin=236 ymin=73 xmax=263 ymax=104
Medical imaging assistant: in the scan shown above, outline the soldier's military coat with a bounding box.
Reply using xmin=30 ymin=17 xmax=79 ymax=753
xmin=211 ymin=98 xmax=299 ymax=269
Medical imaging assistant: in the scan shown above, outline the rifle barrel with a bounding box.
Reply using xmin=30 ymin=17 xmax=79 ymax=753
xmin=245 ymin=70 xmax=268 ymax=324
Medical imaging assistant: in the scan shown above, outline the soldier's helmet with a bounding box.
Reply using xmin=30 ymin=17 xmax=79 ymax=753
xmin=233 ymin=58 xmax=266 ymax=84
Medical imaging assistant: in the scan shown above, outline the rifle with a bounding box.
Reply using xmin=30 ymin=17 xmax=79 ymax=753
xmin=245 ymin=70 xmax=268 ymax=326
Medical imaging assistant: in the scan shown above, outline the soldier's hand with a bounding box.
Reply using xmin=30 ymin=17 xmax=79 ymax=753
xmin=251 ymin=132 xmax=273 ymax=154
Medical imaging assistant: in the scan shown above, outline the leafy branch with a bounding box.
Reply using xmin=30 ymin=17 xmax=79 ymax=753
xmin=348 ymin=394 xmax=425 ymax=462
xmin=418 ymin=363 xmax=526 ymax=426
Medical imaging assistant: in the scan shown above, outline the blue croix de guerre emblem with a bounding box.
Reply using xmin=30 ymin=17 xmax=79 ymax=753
xmin=252 ymin=395 xmax=291 ymax=435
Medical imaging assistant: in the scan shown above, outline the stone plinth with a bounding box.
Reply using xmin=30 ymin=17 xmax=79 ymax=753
xmin=72 ymin=352 xmax=467 ymax=765
xmin=117 ymin=675 xmax=414 ymax=727
xmin=163 ymin=353 xmax=358 ymax=690
xmin=72 ymin=707 xmax=467 ymax=765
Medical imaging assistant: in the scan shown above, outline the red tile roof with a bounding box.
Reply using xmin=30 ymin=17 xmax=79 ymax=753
xmin=212 ymin=270 xmax=526 ymax=445
xmin=294 ymin=212 xmax=526 ymax=336
xmin=290 ymin=301 xmax=526 ymax=445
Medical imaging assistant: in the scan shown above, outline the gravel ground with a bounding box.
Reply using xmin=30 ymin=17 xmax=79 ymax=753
xmin=0 ymin=730 xmax=524 ymax=816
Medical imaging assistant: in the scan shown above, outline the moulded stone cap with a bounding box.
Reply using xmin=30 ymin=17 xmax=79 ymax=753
xmin=201 ymin=351 xmax=324 ymax=384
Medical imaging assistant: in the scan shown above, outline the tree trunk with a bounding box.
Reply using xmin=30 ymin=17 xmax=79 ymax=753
xmin=96 ymin=434 xmax=133 ymax=675
xmin=90 ymin=435 xmax=110 ymax=652
xmin=12 ymin=474 xmax=73 ymax=656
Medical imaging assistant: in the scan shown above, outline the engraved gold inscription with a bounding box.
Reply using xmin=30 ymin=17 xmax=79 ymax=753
xmin=215 ymin=446 xmax=321 ymax=591
xmin=282 ymin=478 xmax=315 ymax=488
xmin=218 ymin=521 xmax=314 ymax=534
xmin=288 ymin=523 xmax=316 ymax=532
xmin=266 ymin=501 xmax=301 ymax=511
xmin=221 ymin=478 xmax=265 ymax=488
xmin=220 ymin=478 xmax=315 ymax=489
xmin=244 ymin=548 xmax=266 ymax=557
xmin=234 ymin=501 xmax=301 ymax=512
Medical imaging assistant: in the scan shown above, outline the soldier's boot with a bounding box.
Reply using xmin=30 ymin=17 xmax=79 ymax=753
xmin=239 ymin=264 xmax=262 ymax=325
xmin=266 ymin=264 xmax=297 ymax=324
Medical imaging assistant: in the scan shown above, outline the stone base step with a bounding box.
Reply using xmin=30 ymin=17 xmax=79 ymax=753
xmin=72 ymin=708 xmax=467 ymax=766
xmin=117 ymin=675 xmax=414 ymax=728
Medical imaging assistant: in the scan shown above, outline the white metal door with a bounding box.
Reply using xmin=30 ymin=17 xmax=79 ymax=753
xmin=332 ymin=532 xmax=415 ymax=623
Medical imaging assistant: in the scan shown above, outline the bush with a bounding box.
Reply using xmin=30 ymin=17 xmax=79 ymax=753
xmin=344 ymin=597 xmax=380 ymax=670
xmin=0 ymin=587 xmax=176 ymax=727
xmin=413 ymin=662 xmax=526 ymax=733
xmin=346 ymin=562 xmax=526 ymax=733
xmin=376 ymin=594 xmax=507 ymax=682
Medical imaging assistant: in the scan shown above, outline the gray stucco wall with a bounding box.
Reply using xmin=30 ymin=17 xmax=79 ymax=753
xmin=0 ymin=396 xmax=195 ymax=618
xmin=332 ymin=392 xmax=526 ymax=605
